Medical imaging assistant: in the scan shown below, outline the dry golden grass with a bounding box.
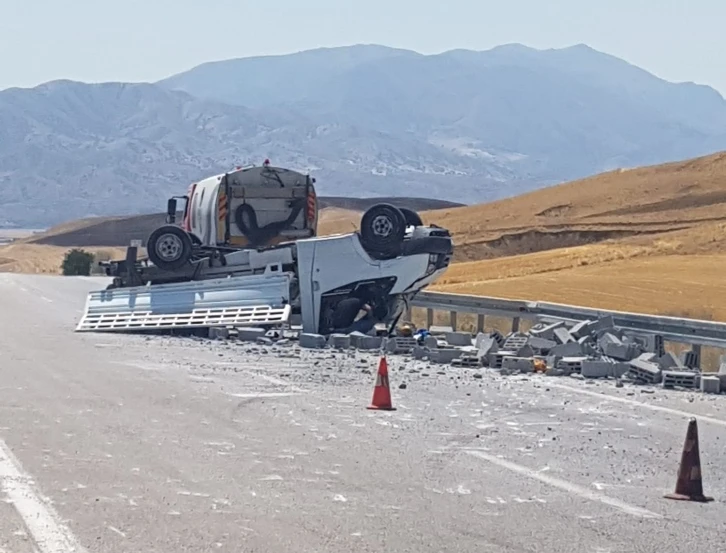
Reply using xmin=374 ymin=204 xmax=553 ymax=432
xmin=0 ymin=244 xmax=130 ymax=274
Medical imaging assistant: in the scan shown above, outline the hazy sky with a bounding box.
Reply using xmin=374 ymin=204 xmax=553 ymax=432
xmin=2 ymin=0 xmax=724 ymax=93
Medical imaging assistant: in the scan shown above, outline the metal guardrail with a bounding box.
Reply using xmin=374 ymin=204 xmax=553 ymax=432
xmin=411 ymin=291 xmax=726 ymax=348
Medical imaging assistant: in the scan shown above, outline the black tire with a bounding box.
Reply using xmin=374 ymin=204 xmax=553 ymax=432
xmin=147 ymin=225 xmax=193 ymax=271
xmin=399 ymin=207 xmax=423 ymax=228
xmin=359 ymin=203 xmax=406 ymax=256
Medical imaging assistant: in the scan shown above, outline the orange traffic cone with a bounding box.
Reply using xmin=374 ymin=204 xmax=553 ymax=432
xmin=367 ymin=355 xmax=396 ymax=411
xmin=664 ymin=418 xmax=713 ymax=502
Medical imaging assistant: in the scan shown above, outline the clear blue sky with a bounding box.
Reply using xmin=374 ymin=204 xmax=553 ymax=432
xmin=2 ymin=0 xmax=724 ymax=93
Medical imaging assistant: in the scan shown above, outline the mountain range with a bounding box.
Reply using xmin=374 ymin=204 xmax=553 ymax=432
xmin=1 ymin=43 xmax=726 ymax=228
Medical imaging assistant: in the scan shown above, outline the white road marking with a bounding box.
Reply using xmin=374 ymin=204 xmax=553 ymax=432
xmin=0 ymin=439 xmax=87 ymax=553
xmin=465 ymin=450 xmax=662 ymax=520
xmin=546 ymin=382 xmax=726 ymax=428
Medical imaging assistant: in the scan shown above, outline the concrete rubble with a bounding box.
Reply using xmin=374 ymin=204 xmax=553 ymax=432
xmin=205 ymin=315 xmax=722 ymax=395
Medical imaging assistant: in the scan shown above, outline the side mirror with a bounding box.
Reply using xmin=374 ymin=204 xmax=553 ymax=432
xmin=165 ymin=198 xmax=177 ymax=224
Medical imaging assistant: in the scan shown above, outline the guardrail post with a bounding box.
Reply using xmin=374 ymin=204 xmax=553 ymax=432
xmin=691 ymin=344 xmax=702 ymax=370
xmin=426 ymin=308 xmax=433 ymax=329
xmin=450 ymin=311 xmax=457 ymax=331
xmin=477 ymin=314 xmax=485 ymax=334
xmin=511 ymin=317 xmax=520 ymax=333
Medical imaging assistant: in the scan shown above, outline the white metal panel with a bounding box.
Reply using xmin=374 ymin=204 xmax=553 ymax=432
xmin=189 ymin=174 xmax=222 ymax=246
xmin=76 ymin=273 xmax=292 ymax=332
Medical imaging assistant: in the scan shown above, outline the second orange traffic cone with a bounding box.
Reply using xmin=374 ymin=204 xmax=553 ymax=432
xmin=367 ymin=355 xmax=396 ymax=411
xmin=664 ymin=418 xmax=713 ymax=502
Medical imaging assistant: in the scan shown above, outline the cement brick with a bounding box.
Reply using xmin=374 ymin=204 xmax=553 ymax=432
xmin=236 ymin=327 xmax=267 ymax=341
xmin=451 ymin=355 xmax=481 ymax=368
xmin=603 ymin=342 xmax=638 ymax=361
xmin=529 ymin=321 xmax=565 ymax=340
xmin=553 ymin=327 xmax=576 ymax=345
xmin=545 ymin=368 xmax=565 ymax=377
xmin=429 ymin=348 xmax=464 ymax=364
xmin=546 ymin=354 xmax=562 ymax=369
xmin=681 ymin=349 xmax=701 ymax=370
xmin=328 ymin=333 xmax=351 ymax=349
xmin=501 ymin=356 xmax=535 ymax=373
xmin=627 ymin=359 xmax=662 ymax=384
xmin=663 ymin=370 xmax=699 ymax=390
xmin=357 ymin=335 xmax=384 ymax=350
xmin=700 ymin=375 xmax=721 ymax=394
xmin=598 ymin=333 xmax=623 ymax=348
xmin=570 ymin=320 xmax=595 ymax=339
xmin=423 ymin=335 xmax=441 ymax=349
xmin=656 ymin=351 xmax=684 ymax=370
xmin=474 ymin=332 xmax=490 ymax=349
xmin=386 ymin=336 xmax=417 ymax=354
xmin=490 ymin=330 xmax=506 ymax=346
xmin=348 ymin=331 xmax=369 ymax=348
xmin=581 ymin=359 xmax=611 ymax=379
xmin=517 ymin=344 xmax=535 ymax=358
xmin=488 ymin=350 xmax=517 ymax=369
xmin=477 ymin=337 xmax=498 ymax=359
xmin=635 ymin=352 xmax=658 ymax=363
xmin=412 ymin=346 xmax=430 ymax=360
xmin=549 ymin=342 xmax=584 ymax=357
xmin=300 ymin=333 xmax=327 ymax=349
xmin=208 ymin=326 xmax=230 ymax=340
xmin=428 ymin=325 xmax=454 ymax=335
xmin=591 ymin=315 xmax=616 ymax=333
xmin=556 ymin=356 xmax=588 ymax=375
xmin=503 ymin=333 xmax=529 ymax=351
xmin=527 ymin=336 xmax=557 ymax=353
xmin=445 ymin=331 xmax=473 ymax=347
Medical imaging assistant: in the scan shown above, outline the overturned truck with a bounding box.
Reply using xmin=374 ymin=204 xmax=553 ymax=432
xmin=76 ymin=164 xmax=453 ymax=335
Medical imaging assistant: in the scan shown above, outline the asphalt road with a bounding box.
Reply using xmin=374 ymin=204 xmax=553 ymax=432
xmin=2 ymin=273 xmax=726 ymax=553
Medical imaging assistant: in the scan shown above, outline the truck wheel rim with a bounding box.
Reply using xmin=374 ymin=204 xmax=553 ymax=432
xmin=372 ymin=215 xmax=393 ymax=237
xmin=156 ymin=233 xmax=183 ymax=261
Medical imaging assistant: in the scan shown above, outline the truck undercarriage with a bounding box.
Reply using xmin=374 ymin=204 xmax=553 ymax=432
xmin=76 ymin=204 xmax=453 ymax=336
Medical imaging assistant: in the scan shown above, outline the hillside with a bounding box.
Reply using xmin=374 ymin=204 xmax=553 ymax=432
xmin=3 ymin=43 xmax=726 ymax=228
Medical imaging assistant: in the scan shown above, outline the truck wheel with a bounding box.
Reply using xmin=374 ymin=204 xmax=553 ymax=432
xmin=399 ymin=207 xmax=423 ymax=228
xmin=359 ymin=203 xmax=406 ymax=257
xmin=147 ymin=225 xmax=193 ymax=271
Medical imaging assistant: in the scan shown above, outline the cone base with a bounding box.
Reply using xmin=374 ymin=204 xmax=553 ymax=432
xmin=367 ymin=405 xmax=396 ymax=411
xmin=664 ymin=492 xmax=714 ymax=502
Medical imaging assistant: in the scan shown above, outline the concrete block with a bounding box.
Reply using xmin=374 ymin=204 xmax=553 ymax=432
xmin=603 ymin=342 xmax=638 ymax=361
xmin=681 ymin=349 xmax=701 ymax=370
xmin=423 ymin=335 xmax=441 ymax=349
xmin=635 ymin=352 xmax=658 ymax=363
xmin=357 ymin=335 xmax=384 ymax=350
xmin=236 ymin=327 xmax=267 ymax=341
xmin=429 ymin=348 xmax=464 ymax=364
xmin=488 ymin=350 xmax=517 ymax=369
xmin=598 ymin=332 xmax=622 ymax=348
xmin=517 ymin=344 xmax=535 ymax=358
xmin=490 ymin=330 xmax=506 ymax=346
xmin=386 ymin=336 xmax=417 ymax=354
xmin=328 ymin=333 xmax=351 ymax=349
xmin=527 ymin=336 xmax=557 ymax=353
xmin=503 ymin=333 xmax=529 ymax=351
xmin=546 ymin=354 xmax=562 ymax=369
xmin=265 ymin=329 xmax=282 ymax=340
xmin=581 ymin=359 xmax=611 ymax=379
xmin=208 ymin=327 xmax=230 ymax=340
xmin=348 ymin=331 xmax=369 ymax=348
xmin=591 ymin=315 xmax=616 ymax=333
xmin=300 ymin=333 xmax=327 ymax=349
xmin=529 ymin=321 xmax=565 ymax=340
xmin=474 ymin=332 xmax=490 ymax=349
xmin=445 ymin=331 xmax=473 ymax=347
xmin=656 ymin=351 xmax=684 ymax=370
xmin=556 ymin=356 xmax=588 ymax=375
xmin=428 ymin=325 xmax=454 ymax=335
xmin=700 ymin=375 xmax=721 ymax=394
xmin=412 ymin=346 xmax=430 ymax=360
xmin=501 ymin=356 xmax=535 ymax=373
xmin=545 ymin=367 xmax=565 ymax=377
xmin=549 ymin=342 xmax=584 ymax=357
xmin=477 ymin=336 xmax=498 ymax=357
xmin=570 ymin=319 xmax=595 ymax=339
xmin=663 ymin=370 xmax=699 ymax=390
xmin=553 ymin=327 xmax=576 ymax=345
xmin=451 ymin=354 xmax=481 ymax=368
xmin=719 ymin=361 xmax=726 ymax=374
xmin=627 ymin=359 xmax=662 ymax=384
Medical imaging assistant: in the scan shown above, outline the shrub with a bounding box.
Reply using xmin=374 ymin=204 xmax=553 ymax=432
xmin=61 ymin=248 xmax=94 ymax=276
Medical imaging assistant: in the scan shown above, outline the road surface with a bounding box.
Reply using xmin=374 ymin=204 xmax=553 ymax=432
xmin=1 ymin=273 xmax=726 ymax=552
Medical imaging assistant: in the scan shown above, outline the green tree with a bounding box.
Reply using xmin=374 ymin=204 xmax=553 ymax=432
xmin=61 ymin=248 xmax=94 ymax=276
